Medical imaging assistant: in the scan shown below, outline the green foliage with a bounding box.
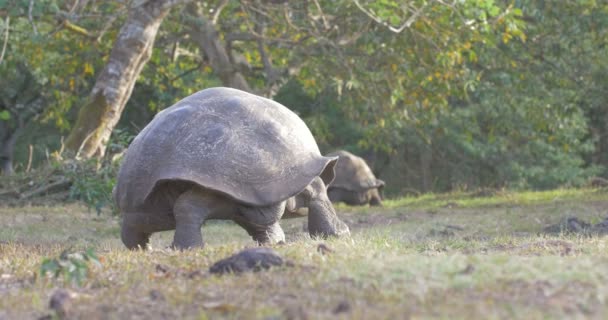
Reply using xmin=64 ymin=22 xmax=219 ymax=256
xmin=65 ymin=128 xmax=137 ymax=214
xmin=274 ymin=80 xmax=365 ymax=152
xmin=40 ymin=248 xmax=101 ymax=286
xmin=105 ymin=128 xmax=134 ymax=155
xmin=0 ymin=0 xmax=122 ymax=131
xmin=4 ymin=0 xmax=608 ymax=195
xmin=64 ymin=159 xmax=118 ymax=215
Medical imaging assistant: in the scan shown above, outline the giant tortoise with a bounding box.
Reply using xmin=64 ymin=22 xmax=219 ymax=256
xmin=326 ymin=150 xmax=385 ymax=206
xmin=113 ymin=87 xmax=350 ymax=250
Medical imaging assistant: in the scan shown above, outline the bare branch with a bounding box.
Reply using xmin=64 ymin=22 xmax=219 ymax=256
xmin=311 ymin=0 xmax=330 ymax=30
xmin=25 ymin=144 xmax=33 ymax=173
xmin=282 ymin=4 xmax=302 ymax=31
xmin=62 ymin=19 xmax=93 ymax=38
xmin=212 ymin=0 xmax=230 ymax=25
xmin=225 ymin=32 xmax=258 ymax=43
xmin=28 ymin=0 xmax=39 ymax=35
xmin=0 ymin=16 xmax=9 ymax=65
xmin=95 ymin=13 xmax=120 ymax=42
xmin=68 ymin=0 xmax=80 ymax=14
xmin=225 ymin=31 xmax=308 ymax=46
xmin=352 ymin=0 xmax=427 ymax=33
xmin=169 ymin=62 xmax=203 ymax=82
xmin=159 ymin=0 xmax=193 ymax=10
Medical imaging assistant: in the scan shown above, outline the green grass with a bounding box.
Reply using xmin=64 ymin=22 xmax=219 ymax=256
xmin=382 ymin=187 xmax=607 ymax=209
xmin=1 ymin=188 xmax=608 ymax=319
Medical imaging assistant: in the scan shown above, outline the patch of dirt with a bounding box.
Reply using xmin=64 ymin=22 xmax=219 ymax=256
xmin=463 ymin=280 xmax=599 ymax=316
xmin=493 ymin=240 xmax=578 ymax=256
xmin=428 ymin=224 xmax=465 ymax=237
xmin=0 ymin=273 xmax=33 ymax=296
xmin=340 ymin=212 xmax=410 ymax=229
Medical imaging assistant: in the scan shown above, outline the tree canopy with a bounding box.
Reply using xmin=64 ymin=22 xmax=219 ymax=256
xmin=1 ymin=0 xmax=607 ymax=194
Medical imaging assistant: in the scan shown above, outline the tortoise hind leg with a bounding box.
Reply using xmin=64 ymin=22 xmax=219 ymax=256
xmin=171 ymin=190 xmax=209 ymax=250
xmin=171 ymin=188 xmax=237 ymax=250
xmin=234 ymin=219 xmax=286 ymax=245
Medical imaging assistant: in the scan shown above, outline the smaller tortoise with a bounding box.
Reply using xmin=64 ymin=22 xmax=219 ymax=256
xmin=326 ymin=150 xmax=385 ymax=206
xmin=114 ymin=87 xmax=349 ymax=250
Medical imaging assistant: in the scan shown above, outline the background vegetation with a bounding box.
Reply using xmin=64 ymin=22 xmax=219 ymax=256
xmin=1 ymin=0 xmax=607 ymax=198
xmin=2 ymin=2 xmax=608 ymax=318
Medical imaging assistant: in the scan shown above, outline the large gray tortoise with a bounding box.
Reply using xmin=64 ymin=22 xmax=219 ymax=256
xmin=326 ymin=150 xmax=385 ymax=206
xmin=113 ymin=87 xmax=350 ymax=250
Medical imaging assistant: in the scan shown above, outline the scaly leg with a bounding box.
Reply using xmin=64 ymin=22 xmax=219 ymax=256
xmin=171 ymin=189 xmax=211 ymax=250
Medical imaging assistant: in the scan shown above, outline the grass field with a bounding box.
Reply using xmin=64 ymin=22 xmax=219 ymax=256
xmin=1 ymin=188 xmax=608 ymax=319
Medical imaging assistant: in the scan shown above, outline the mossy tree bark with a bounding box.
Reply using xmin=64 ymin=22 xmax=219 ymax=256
xmin=65 ymin=0 xmax=190 ymax=159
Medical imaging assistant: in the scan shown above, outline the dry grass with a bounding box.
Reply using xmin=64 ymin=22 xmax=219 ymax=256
xmin=1 ymin=188 xmax=608 ymax=319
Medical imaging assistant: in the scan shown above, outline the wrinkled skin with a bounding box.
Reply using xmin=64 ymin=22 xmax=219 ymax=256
xmin=328 ymin=187 xmax=383 ymax=207
xmin=121 ymin=177 xmax=349 ymax=250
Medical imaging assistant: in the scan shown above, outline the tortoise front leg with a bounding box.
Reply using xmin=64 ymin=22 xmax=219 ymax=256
xmin=234 ymin=201 xmax=286 ymax=245
xmin=368 ymin=188 xmax=383 ymax=206
xmin=121 ymin=210 xmax=173 ymax=250
xmin=305 ymin=177 xmax=350 ymax=238
xmin=121 ymin=223 xmax=151 ymax=250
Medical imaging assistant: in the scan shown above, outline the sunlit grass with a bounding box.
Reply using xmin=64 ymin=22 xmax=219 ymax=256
xmin=382 ymin=187 xmax=608 ymax=209
xmin=1 ymin=188 xmax=608 ymax=319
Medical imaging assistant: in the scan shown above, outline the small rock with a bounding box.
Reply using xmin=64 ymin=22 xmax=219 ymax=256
xmin=49 ymin=289 xmax=76 ymax=319
xmin=428 ymin=225 xmax=463 ymax=237
xmin=155 ymin=264 xmax=169 ymax=274
xmin=333 ymin=301 xmax=351 ymax=314
xmin=283 ymin=305 xmax=308 ymax=320
xmin=149 ymin=289 xmax=165 ymax=301
xmin=543 ymin=217 xmax=591 ymax=234
xmin=456 ymin=264 xmax=475 ymax=275
xmin=201 ymin=301 xmax=237 ymax=311
xmin=209 ymin=247 xmax=284 ymax=275
xmin=187 ymin=270 xmax=203 ymax=279
xmin=590 ymin=217 xmax=608 ymax=235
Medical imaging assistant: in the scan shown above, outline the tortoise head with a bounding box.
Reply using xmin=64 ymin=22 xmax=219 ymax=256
xmin=296 ymin=158 xmax=350 ymax=238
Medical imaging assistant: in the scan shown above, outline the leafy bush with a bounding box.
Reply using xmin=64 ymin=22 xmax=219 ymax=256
xmin=64 ymin=158 xmax=118 ymax=215
xmin=40 ymin=248 xmax=101 ymax=286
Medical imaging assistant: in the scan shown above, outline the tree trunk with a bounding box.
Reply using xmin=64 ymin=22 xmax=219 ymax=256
xmin=65 ymin=0 xmax=189 ymax=159
xmin=0 ymin=124 xmax=18 ymax=175
xmin=185 ymin=2 xmax=252 ymax=92
xmin=419 ymin=145 xmax=432 ymax=192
